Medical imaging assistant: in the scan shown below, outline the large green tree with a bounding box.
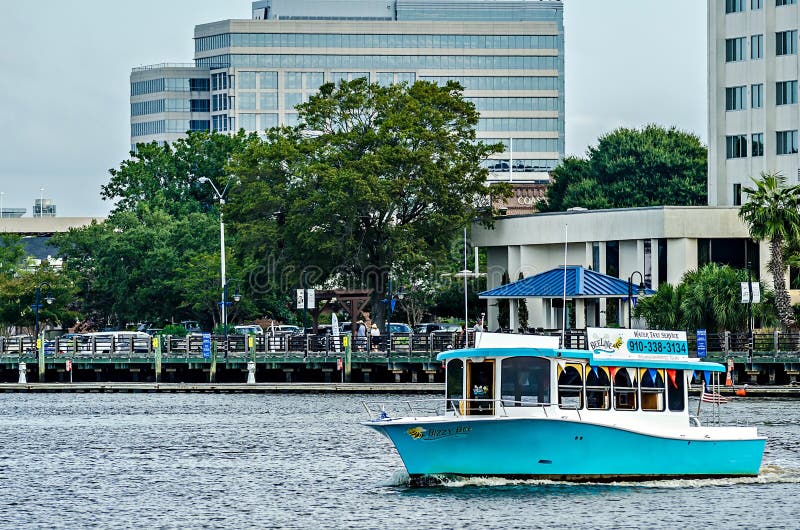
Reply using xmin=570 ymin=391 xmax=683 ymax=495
xmin=55 ymin=131 xmax=263 ymax=329
xmin=738 ymin=171 xmax=800 ymax=329
xmin=228 ymin=78 xmax=510 ymax=326
xmin=540 ymin=125 xmax=707 ymax=212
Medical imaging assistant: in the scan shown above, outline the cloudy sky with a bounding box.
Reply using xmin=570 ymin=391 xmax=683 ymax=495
xmin=0 ymin=1 xmax=706 ymax=217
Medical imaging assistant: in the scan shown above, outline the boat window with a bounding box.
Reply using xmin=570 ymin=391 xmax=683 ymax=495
xmin=640 ymin=368 xmax=665 ymax=411
xmin=468 ymin=360 xmax=495 ymax=415
xmin=585 ymin=366 xmax=611 ymax=410
xmin=446 ymin=359 xmax=464 ymax=412
xmin=613 ymin=368 xmax=638 ymax=411
xmin=500 ymin=357 xmax=551 ymax=407
xmin=558 ymin=363 xmax=583 ymax=409
xmin=666 ymin=369 xmax=685 ymax=411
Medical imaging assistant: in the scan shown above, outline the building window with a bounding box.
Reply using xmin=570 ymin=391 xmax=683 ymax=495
xmin=751 ymin=34 xmax=763 ymax=59
xmin=751 ymin=83 xmax=764 ymax=108
xmin=752 ymin=133 xmax=764 ymax=157
xmin=190 ymin=99 xmax=210 ymax=112
xmin=592 ymin=242 xmax=600 ymax=272
xmin=752 ymin=0 xmax=763 ymax=8
xmin=606 ymin=241 xmax=619 ymax=278
xmin=189 ymin=120 xmax=210 ymax=131
xmin=726 ymin=135 xmax=748 ymax=158
xmin=239 ymin=71 xmax=257 ymax=89
xmin=734 ymin=183 xmax=742 ymax=206
xmin=777 ymin=130 xmax=799 ymax=155
xmin=726 ymin=37 xmax=746 ymax=61
xmin=776 ymin=80 xmax=798 ymax=105
xmin=725 ymin=86 xmax=747 ymax=110
xmin=657 ymin=239 xmax=667 ymax=288
xmin=189 ymin=78 xmax=209 ymax=92
xmin=726 ymin=0 xmax=746 ymax=12
xmin=777 ymin=0 xmax=797 ymax=5
xmin=777 ymin=30 xmax=798 ymax=56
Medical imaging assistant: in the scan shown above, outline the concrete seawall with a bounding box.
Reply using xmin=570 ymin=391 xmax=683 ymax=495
xmin=0 ymin=382 xmax=444 ymax=393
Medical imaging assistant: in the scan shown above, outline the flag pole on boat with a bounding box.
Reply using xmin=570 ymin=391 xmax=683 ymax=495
xmin=562 ymin=224 xmax=567 ymax=348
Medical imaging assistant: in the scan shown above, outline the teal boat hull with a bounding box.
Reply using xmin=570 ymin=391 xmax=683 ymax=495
xmin=366 ymin=417 xmax=766 ymax=482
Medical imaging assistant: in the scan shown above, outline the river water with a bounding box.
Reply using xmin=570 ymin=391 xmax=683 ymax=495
xmin=0 ymin=393 xmax=798 ymax=529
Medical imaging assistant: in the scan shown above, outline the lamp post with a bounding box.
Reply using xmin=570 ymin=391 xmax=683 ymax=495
xmin=627 ymin=271 xmax=645 ymax=329
xmin=33 ymin=281 xmax=54 ymax=344
xmin=747 ymin=260 xmax=753 ymax=364
xmin=198 ymin=176 xmax=234 ymax=339
xmin=221 ymin=280 xmax=241 ymax=353
xmin=453 ymin=228 xmax=485 ymax=346
xmin=383 ymin=279 xmax=404 ymax=356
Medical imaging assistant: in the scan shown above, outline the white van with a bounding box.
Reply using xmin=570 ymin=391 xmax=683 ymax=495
xmin=234 ymin=324 xmax=263 ymax=335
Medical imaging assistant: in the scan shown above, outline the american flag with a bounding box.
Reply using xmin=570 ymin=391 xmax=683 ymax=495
xmin=701 ymin=386 xmax=729 ymax=404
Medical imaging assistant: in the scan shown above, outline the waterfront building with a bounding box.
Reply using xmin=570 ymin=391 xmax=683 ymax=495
xmin=472 ymin=206 xmax=767 ymax=331
xmin=131 ymin=0 xmax=564 ymax=183
xmin=708 ymin=0 xmax=800 ymax=205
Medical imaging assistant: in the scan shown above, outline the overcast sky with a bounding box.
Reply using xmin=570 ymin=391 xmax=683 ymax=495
xmin=0 ymin=1 xmax=706 ymax=217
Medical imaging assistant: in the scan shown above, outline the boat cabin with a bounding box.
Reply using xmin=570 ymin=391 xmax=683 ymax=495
xmin=438 ymin=333 xmax=725 ymax=425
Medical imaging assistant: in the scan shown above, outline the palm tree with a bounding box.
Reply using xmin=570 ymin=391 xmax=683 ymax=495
xmin=738 ymin=172 xmax=800 ymax=329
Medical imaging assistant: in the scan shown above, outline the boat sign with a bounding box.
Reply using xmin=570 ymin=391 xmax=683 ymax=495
xmin=587 ymin=328 xmax=689 ymax=359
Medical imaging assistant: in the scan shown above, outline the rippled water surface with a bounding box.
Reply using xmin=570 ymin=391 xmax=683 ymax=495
xmin=0 ymin=393 xmax=798 ymax=529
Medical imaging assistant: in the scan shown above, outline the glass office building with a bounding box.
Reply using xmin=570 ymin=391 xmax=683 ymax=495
xmin=132 ymin=0 xmax=564 ymax=182
xmin=129 ymin=64 xmax=211 ymax=153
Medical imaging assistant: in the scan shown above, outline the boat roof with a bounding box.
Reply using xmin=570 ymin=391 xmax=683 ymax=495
xmin=437 ymin=347 xmax=726 ymax=373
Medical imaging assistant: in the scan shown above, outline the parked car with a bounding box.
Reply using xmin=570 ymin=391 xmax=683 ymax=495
xmin=270 ymin=324 xmax=302 ymax=335
xmin=82 ymin=331 xmax=152 ymax=354
xmin=180 ymin=320 xmax=201 ymax=333
xmin=387 ymin=323 xmax=412 ymax=334
xmin=413 ymin=323 xmax=461 ymax=334
xmin=234 ymin=324 xmax=263 ymax=335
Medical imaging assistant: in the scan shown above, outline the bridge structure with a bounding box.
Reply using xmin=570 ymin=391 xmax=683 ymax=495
xmin=1 ymin=330 xmax=800 ymax=385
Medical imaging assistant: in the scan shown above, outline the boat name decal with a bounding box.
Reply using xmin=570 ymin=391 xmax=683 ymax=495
xmin=407 ymin=425 xmax=472 ymax=440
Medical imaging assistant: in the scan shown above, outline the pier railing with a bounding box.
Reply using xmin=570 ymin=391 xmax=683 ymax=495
xmin=2 ymin=329 xmax=800 ymax=362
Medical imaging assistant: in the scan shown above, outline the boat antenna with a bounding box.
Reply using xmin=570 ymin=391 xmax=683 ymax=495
xmin=562 ymin=224 xmax=567 ymax=348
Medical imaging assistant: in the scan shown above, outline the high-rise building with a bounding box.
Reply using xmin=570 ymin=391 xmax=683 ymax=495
xmin=132 ymin=0 xmax=564 ymax=182
xmin=130 ymin=64 xmax=211 ymax=153
xmin=708 ymin=0 xmax=800 ymax=206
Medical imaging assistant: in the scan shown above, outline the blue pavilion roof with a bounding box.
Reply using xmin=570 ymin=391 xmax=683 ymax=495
xmin=479 ymin=266 xmax=657 ymax=299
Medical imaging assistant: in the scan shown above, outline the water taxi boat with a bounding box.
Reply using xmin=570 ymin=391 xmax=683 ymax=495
xmin=363 ymin=329 xmax=766 ymax=484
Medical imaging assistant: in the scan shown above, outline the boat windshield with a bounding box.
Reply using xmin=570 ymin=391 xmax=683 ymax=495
xmin=500 ymin=357 xmax=550 ymax=406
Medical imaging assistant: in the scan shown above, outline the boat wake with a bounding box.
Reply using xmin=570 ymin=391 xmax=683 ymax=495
xmin=386 ymin=464 xmax=800 ymax=489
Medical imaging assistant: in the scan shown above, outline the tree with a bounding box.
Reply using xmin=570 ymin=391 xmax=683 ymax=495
xmin=104 ymin=131 xmax=251 ymax=216
xmin=0 ymin=234 xmax=26 ymax=278
xmin=229 ymin=79 xmax=510 ymax=327
xmin=495 ymin=271 xmax=511 ymax=330
xmin=517 ymin=272 xmax=529 ymax=332
xmin=738 ymin=171 xmax=800 ymax=329
xmin=633 ymin=264 xmax=777 ymax=332
xmin=540 ymin=125 xmax=707 ymax=212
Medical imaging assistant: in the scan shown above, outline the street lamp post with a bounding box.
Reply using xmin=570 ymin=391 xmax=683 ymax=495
xmin=198 ymin=176 xmax=234 ymax=340
xmin=383 ymin=279 xmax=404 ymax=356
xmin=627 ymin=271 xmax=645 ymax=329
xmin=33 ymin=281 xmax=54 ymax=345
xmin=221 ymin=281 xmax=241 ymax=353
xmin=747 ymin=261 xmax=753 ymax=364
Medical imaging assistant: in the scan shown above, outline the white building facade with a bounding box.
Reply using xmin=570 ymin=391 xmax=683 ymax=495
xmin=473 ymin=207 xmax=767 ymax=332
xmin=708 ymin=0 xmax=800 ymax=206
